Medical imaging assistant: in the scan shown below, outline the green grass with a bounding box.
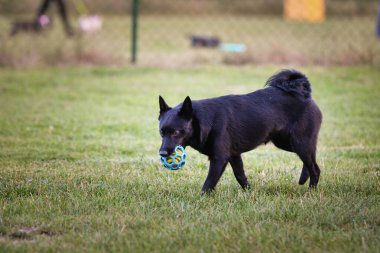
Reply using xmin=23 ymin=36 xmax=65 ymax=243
xmin=0 ymin=66 xmax=379 ymax=252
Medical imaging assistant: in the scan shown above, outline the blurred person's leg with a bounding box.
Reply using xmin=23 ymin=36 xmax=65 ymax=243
xmin=56 ymin=0 xmax=73 ymax=36
xmin=36 ymin=0 xmax=73 ymax=36
xmin=36 ymin=0 xmax=51 ymax=16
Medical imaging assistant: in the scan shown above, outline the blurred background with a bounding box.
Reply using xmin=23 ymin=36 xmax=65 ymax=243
xmin=0 ymin=0 xmax=379 ymax=67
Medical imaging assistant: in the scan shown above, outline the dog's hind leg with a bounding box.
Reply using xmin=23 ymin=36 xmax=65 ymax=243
xmin=271 ymin=134 xmax=311 ymax=184
xmin=201 ymin=158 xmax=228 ymax=193
xmin=311 ymin=152 xmax=321 ymax=183
xmin=292 ymin=140 xmax=320 ymax=189
xmin=298 ymin=164 xmax=309 ymax=185
xmin=298 ymin=138 xmax=321 ymax=186
xmin=229 ymin=155 xmax=250 ymax=189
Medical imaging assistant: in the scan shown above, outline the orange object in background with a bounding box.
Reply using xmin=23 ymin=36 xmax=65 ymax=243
xmin=284 ymin=0 xmax=325 ymax=22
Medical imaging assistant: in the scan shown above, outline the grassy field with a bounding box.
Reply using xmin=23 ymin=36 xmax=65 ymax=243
xmin=1 ymin=15 xmax=379 ymax=67
xmin=0 ymin=65 xmax=379 ymax=252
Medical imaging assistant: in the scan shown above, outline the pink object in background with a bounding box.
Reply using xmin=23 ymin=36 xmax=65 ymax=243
xmin=79 ymin=15 xmax=102 ymax=32
xmin=38 ymin=15 xmax=50 ymax=27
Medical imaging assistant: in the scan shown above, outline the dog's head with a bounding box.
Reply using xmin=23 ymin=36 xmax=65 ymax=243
xmin=158 ymin=96 xmax=193 ymax=156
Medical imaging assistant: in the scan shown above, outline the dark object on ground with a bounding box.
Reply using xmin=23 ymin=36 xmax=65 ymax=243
xmin=10 ymin=15 xmax=50 ymax=36
xmin=190 ymin=35 xmax=220 ymax=48
xmin=158 ymin=69 xmax=322 ymax=193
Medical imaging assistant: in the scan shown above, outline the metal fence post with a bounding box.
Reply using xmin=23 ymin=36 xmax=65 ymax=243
xmin=131 ymin=0 xmax=139 ymax=64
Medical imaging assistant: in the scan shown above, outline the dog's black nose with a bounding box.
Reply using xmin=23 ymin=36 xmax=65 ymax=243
xmin=159 ymin=150 xmax=169 ymax=157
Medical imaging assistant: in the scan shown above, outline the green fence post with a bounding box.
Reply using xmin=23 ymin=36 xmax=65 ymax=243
xmin=131 ymin=0 xmax=139 ymax=64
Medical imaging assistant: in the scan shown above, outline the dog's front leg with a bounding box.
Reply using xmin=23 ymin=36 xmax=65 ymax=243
xmin=201 ymin=157 xmax=228 ymax=193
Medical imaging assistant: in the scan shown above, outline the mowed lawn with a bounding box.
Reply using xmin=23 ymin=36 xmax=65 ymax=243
xmin=0 ymin=66 xmax=379 ymax=252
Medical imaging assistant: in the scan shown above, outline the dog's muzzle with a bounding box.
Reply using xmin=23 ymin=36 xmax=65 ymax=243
xmin=159 ymin=150 xmax=169 ymax=157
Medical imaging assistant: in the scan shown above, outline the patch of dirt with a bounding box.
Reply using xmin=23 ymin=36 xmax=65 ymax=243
xmin=3 ymin=227 xmax=56 ymax=241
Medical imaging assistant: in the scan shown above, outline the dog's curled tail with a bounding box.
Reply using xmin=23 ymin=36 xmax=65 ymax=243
xmin=265 ymin=69 xmax=312 ymax=99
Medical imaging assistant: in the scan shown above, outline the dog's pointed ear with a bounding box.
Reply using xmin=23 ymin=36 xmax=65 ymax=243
xmin=159 ymin=96 xmax=171 ymax=114
xmin=179 ymin=96 xmax=192 ymax=119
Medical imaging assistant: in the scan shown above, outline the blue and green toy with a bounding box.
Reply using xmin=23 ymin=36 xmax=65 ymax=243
xmin=160 ymin=145 xmax=187 ymax=170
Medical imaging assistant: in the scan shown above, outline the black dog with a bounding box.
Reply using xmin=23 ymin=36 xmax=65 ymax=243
xmin=10 ymin=15 xmax=50 ymax=36
xmin=158 ymin=69 xmax=322 ymax=193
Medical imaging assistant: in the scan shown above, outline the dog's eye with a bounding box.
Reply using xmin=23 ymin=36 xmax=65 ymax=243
xmin=159 ymin=130 xmax=164 ymax=136
xmin=173 ymin=130 xmax=182 ymax=136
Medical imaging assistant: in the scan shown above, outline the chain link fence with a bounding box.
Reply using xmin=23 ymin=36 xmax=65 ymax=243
xmin=0 ymin=0 xmax=379 ymax=67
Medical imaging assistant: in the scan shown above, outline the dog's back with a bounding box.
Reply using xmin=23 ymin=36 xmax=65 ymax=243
xmin=190 ymin=70 xmax=321 ymax=156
